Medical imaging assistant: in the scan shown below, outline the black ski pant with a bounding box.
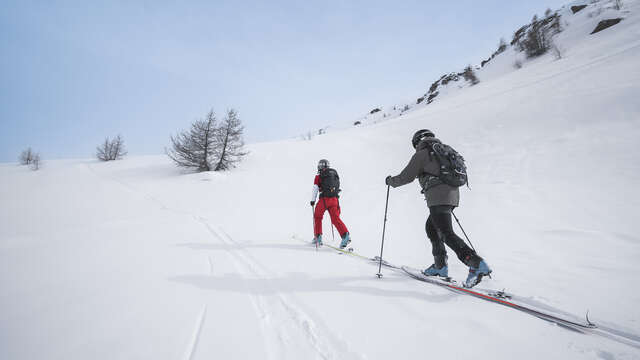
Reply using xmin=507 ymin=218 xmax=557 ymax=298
xmin=425 ymin=205 xmax=481 ymax=268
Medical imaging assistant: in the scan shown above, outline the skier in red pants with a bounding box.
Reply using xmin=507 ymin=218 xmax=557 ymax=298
xmin=310 ymin=159 xmax=351 ymax=248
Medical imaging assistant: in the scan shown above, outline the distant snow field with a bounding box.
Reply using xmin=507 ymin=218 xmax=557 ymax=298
xmin=2 ymin=1 xmax=640 ymax=359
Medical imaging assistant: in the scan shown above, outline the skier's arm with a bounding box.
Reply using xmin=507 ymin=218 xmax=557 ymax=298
xmin=310 ymin=175 xmax=320 ymax=203
xmin=387 ymin=151 xmax=425 ymax=188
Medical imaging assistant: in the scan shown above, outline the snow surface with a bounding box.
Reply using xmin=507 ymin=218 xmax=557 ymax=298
xmin=2 ymin=1 xmax=640 ymax=359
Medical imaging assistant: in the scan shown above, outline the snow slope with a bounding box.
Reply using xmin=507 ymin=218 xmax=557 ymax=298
xmin=351 ymin=0 xmax=638 ymax=130
xmin=2 ymin=1 xmax=640 ymax=359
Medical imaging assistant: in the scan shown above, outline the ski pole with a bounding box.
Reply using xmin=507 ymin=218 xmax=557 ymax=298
xmin=452 ymin=210 xmax=477 ymax=252
xmin=376 ymin=185 xmax=390 ymax=278
xmin=331 ymin=221 xmax=336 ymax=242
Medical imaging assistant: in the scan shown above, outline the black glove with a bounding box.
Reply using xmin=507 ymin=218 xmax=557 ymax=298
xmin=385 ymin=175 xmax=392 ymax=186
xmin=310 ymin=201 xmax=315 ymax=206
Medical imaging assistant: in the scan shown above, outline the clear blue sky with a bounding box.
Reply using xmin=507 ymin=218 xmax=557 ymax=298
xmin=0 ymin=0 xmax=568 ymax=161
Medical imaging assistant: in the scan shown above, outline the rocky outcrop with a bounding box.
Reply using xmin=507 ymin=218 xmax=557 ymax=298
xmin=512 ymin=12 xmax=562 ymax=58
xmin=591 ymin=18 xmax=622 ymax=34
xmin=571 ymin=5 xmax=587 ymax=14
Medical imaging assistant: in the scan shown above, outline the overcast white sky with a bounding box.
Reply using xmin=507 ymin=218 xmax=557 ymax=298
xmin=0 ymin=0 xmax=569 ymax=161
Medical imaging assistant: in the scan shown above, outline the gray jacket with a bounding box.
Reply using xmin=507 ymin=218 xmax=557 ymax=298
xmin=387 ymin=138 xmax=460 ymax=207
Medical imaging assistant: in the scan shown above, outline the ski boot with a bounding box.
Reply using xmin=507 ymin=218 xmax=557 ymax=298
xmin=422 ymin=255 xmax=449 ymax=279
xmin=339 ymin=232 xmax=351 ymax=249
xmin=422 ymin=264 xmax=449 ymax=278
xmin=312 ymin=234 xmax=323 ymax=246
xmin=464 ymin=260 xmax=492 ymax=288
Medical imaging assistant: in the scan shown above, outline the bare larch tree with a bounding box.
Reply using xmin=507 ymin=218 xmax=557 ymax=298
xmin=19 ymin=147 xmax=35 ymax=165
xmin=19 ymin=147 xmax=42 ymax=170
xmin=96 ymin=135 xmax=128 ymax=161
xmin=167 ymin=110 xmax=219 ymax=171
xmin=213 ymin=109 xmax=247 ymax=171
xmin=614 ymin=0 xmax=623 ymax=10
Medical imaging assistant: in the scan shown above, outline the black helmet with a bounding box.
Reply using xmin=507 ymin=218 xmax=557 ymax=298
xmin=411 ymin=129 xmax=435 ymax=148
xmin=317 ymin=159 xmax=330 ymax=171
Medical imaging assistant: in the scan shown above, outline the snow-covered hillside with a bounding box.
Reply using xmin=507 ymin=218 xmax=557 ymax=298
xmin=2 ymin=1 xmax=640 ymax=359
xmin=352 ymin=0 xmax=637 ymax=129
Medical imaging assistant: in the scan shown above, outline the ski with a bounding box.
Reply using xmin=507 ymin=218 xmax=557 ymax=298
xmin=339 ymin=246 xmax=591 ymax=328
xmin=371 ymin=253 xmax=597 ymax=331
xmin=401 ymin=266 xmax=596 ymax=331
xmin=371 ymin=255 xmax=404 ymax=270
xmin=324 ymin=243 xmax=368 ymax=259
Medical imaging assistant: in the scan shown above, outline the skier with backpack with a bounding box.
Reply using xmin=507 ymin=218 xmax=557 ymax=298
xmin=310 ymin=159 xmax=351 ymax=249
xmin=385 ymin=129 xmax=492 ymax=288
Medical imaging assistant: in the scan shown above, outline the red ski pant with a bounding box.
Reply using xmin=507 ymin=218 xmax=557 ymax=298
xmin=314 ymin=197 xmax=349 ymax=237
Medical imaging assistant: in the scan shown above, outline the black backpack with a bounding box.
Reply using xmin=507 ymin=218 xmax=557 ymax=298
xmin=319 ymin=168 xmax=341 ymax=197
xmin=426 ymin=141 xmax=468 ymax=189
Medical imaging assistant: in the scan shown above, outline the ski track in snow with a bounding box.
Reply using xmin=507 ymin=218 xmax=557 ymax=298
xmin=85 ymin=163 xmax=192 ymax=216
xmin=83 ymin=165 xmax=363 ymax=359
xmin=193 ymin=215 xmax=365 ymax=360
xmin=182 ymin=305 xmax=207 ymax=360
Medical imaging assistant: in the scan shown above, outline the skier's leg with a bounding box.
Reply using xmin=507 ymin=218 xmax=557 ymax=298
xmin=423 ymin=216 xmax=448 ymax=276
xmin=327 ymin=198 xmax=349 ymax=236
xmin=425 ymin=215 xmax=447 ymax=264
xmin=428 ymin=206 xmax=481 ymax=268
xmin=327 ymin=198 xmax=350 ymax=248
xmin=429 ymin=207 xmax=491 ymax=287
xmin=314 ymin=200 xmax=326 ymax=236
